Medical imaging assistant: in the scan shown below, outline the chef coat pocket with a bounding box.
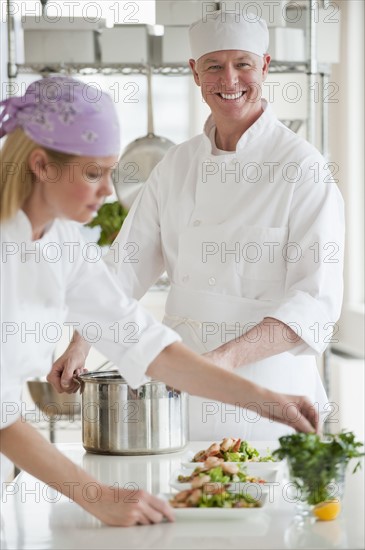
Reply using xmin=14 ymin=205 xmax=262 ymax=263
xmin=235 ymin=226 xmax=288 ymax=282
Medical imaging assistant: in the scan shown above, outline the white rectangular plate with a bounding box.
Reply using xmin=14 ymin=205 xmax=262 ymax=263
xmin=161 ymin=493 xmax=268 ymax=520
xmin=170 ymin=468 xmax=278 ymax=493
xmin=181 ymin=459 xmax=283 ymax=472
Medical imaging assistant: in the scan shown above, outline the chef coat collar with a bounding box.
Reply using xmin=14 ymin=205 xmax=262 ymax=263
xmin=203 ymin=99 xmax=275 ymax=155
xmin=5 ymin=210 xmax=55 ymax=243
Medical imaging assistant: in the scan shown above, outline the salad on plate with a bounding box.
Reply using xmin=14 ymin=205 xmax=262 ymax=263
xmin=169 ymin=483 xmax=262 ymax=509
xmin=190 ymin=438 xmax=276 ymax=464
xmin=174 ymin=459 xmax=268 ymax=490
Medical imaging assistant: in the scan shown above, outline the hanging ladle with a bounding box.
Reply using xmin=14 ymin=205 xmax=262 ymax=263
xmin=114 ymin=66 xmax=175 ymax=208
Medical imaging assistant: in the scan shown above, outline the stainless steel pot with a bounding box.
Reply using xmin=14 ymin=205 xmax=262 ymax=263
xmin=76 ymin=371 xmax=188 ymax=455
xmin=114 ymin=66 xmax=175 ymax=209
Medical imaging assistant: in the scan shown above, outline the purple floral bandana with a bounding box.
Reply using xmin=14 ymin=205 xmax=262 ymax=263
xmin=0 ymin=76 xmax=121 ymax=157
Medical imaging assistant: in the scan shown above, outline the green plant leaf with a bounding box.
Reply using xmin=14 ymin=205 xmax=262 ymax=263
xmin=85 ymin=201 xmax=128 ymax=246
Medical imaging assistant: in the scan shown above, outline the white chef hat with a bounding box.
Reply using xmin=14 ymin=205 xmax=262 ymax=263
xmin=189 ymin=9 xmax=269 ymax=61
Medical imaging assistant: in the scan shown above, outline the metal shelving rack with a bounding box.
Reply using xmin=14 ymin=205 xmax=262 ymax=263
xmin=11 ymin=59 xmax=331 ymax=87
xmin=7 ymin=0 xmax=331 ymax=148
xmin=12 ymin=60 xmax=321 ymax=75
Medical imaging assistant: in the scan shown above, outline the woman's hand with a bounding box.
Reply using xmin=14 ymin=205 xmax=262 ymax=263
xmin=0 ymin=420 xmax=174 ymax=527
xmin=149 ymin=342 xmax=319 ymax=434
xmin=47 ymin=350 xmax=87 ymax=394
xmin=90 ymin=486 xmax=174 ymax=527
xmin=47 ymin=332 xmax=90 ymax=394
xmin=259 ymin=393 xmax=319 ymax=434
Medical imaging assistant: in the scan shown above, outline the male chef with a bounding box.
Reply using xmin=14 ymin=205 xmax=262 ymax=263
xmin=51 ymin=9 xmax=344 ymax=440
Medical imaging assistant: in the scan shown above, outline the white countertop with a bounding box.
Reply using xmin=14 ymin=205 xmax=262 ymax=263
xmin=1 ymin=442 xmax=364 ymax=549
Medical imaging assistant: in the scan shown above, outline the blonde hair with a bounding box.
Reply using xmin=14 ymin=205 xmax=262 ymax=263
xmin=0 ymin=128 xmax=74 ymax=222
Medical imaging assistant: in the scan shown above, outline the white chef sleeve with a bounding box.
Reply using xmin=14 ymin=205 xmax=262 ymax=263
xmin=267 ymin=161 xmax=345 ymax=355
xmin=0 ymin=369 xmax=22 ymax=430
xmin=104 ymin=163 xmax=165 ymax=299
xmin=65 ymin=242 xmax=180 ymax=389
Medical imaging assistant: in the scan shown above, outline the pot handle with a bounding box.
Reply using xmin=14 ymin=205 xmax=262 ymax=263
xmin=72 ymin=374 xmax=85 ymax=394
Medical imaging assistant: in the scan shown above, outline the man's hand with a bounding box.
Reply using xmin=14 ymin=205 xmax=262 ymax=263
xmin=203 ymin=317 xmax=303 ymax=371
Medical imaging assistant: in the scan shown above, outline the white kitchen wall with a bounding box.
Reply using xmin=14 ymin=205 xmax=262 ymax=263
xmin=329 ymin=0 xmax=365 ymax=358
xmin=330 ymin=354 xmax=365 ymax=440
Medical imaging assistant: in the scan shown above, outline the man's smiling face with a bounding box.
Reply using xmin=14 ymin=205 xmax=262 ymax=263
xmin=189 ymin=50 xmax=270 ymax=126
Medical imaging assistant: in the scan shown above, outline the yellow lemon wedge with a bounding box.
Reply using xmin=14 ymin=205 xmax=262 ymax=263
xmin=313 ymin=499 xmax=341 ymax=521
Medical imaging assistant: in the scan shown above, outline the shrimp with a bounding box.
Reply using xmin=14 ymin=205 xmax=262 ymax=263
xmin=204 ymin=456 xmax=223 ymax=468
xmin=206 ymin=442 xmax=221 ymax=456
xmin=193 ymin=449 xmax=207 ymax=462
xmin=187 ymin=489 xmax=202 ymax=506
xmin=203 ymin=483 xmax=227 ymax=496
xmin=221 ymin=462 xmax=240 ymax=475
xmin=220 ymin=437 xmax=234 ymax=452
xmin=173 ymin=489 xmax=192 ymax=503
xmin=191 ymin=475 xmax=211 ymax=488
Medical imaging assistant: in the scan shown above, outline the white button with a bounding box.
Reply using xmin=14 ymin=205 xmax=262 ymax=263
xmin=208 ymin=277 xmax=216 ymax=286
xmin=193 ymin=220 xmax=201 ymax=227
xmin=182 ymin=275 xmax=190 ymax=283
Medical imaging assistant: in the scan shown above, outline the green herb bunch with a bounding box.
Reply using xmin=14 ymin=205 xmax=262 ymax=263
xmin=273 ymin=431 xmax=364 ymax=505
xmin=86 ymin=201 xmax=128 ymax=246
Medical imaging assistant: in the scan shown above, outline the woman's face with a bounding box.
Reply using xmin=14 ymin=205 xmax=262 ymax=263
xmin=40 ymin=154 xmax=119 ymax=224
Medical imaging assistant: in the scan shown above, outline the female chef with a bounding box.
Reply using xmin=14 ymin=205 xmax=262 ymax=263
xmin=0 ymin=76 xmax=318 ymax=527
xmin=53 ymin=11 xmax=345 ymax=442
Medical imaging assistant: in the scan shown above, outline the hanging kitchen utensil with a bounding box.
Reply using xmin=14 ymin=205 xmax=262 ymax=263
xmin=40 ymin=0 xmax=49 ymax=15
xmin=114 ymin=66 xmax=175 ymax=209
xmin=27 ymin=378 xmax=81 ymax=417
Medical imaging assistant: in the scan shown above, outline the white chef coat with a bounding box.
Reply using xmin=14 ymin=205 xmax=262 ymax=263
xmin=105 ymin=100 xmax=345 ymax=441
xmin=0 ymin=210 xmax=180 ymax=484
